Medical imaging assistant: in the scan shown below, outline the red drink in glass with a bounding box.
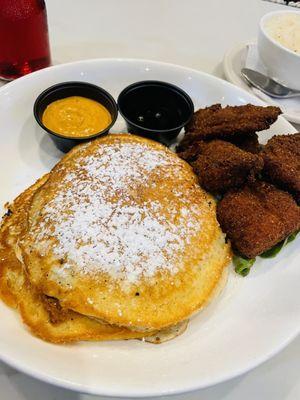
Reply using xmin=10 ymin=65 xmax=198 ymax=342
xmin=0 ymin=0 xmax=51 ymax=80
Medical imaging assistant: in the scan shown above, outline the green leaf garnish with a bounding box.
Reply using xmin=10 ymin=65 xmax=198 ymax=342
xmin=233 ymin=255 xmax=256 ymax=277
xmin=287 ymin=229 xmax=299 ymax=243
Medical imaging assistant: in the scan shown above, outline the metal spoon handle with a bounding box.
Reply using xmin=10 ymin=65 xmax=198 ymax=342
xmin=241 ymin=68 xmax=300 ymax=99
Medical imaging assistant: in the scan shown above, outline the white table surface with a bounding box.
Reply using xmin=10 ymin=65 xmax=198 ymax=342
xmin=1 ymin=0 xmax=299 ymax=399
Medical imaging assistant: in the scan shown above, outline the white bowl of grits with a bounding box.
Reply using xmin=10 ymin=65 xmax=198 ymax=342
xmin=258 ymin=10 xmax=300 ymax=90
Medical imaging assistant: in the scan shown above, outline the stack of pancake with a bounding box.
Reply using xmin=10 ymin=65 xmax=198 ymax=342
xmin=0 ymin=134 xmax=231 ymax=344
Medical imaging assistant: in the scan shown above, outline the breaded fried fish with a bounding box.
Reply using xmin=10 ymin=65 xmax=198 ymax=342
xmin=226 ymin=132 xmax=261 ymax=154
xmin=262 ymin=133 xmax=300 ymax=202
xmin=191 ymin=140 xmax=263 ymax=194
xmin=217 ymin=180 xmax=300 ymax=258
xmin=177 ymin=132 xmax=261 ymax=163
xmin=178 ymin=104 xmax=281 ymax=151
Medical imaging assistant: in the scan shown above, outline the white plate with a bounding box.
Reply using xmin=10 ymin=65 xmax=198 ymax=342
xmin=0 ymin=58 xmax=299 ymax=398
xmin=223 ymin=41 xmax=300 ymax=124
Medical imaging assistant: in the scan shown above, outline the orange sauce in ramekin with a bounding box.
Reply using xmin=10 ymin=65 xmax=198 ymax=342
xmin=42 ymin=96 xmax=112 ymax=137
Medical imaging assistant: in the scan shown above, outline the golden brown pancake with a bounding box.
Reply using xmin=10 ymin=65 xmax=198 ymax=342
xmin=0 ymin=176 xmax=154 ymax=343
xmin=20 ymin=134 xmax=231 ymax=331
xmin=0 ymin=175 xmax=49 ymax=309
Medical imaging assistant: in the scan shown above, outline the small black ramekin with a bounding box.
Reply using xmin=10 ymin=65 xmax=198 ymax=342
xmin=117 ymin=80 xmax=194 ymax=145
xmin=33 ymin=81 xmax=118 ymax=153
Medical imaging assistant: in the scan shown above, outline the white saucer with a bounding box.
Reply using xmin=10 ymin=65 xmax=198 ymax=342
xmin=223 ymin=41 xmax=300 ymax=124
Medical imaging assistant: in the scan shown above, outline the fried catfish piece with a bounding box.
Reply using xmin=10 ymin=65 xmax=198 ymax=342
xmin=217 ymin=181 xmax=300 ymax=258
xmin=191 ymin=140 xmax=263 ymax=194
xmin=226 ymin=132 xmax=261 ymax=154
xmin=262 ymin=134 xmax=300 ymax=201
xmin=177 ymin=140 xmax=204 ymax=162
xmin=178 ymin=104 xmax=281 ymax=151
xmin=177 ymin=132 xmax=261 ymax=162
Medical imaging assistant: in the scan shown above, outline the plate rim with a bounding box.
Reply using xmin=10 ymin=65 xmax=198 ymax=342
xmin=0 ymin=55 xmax=268 ymax=105
xmin=0 ymin=325 xmax=298 ymax=398
xmin=0 ymin=57 xmax=298 ymax=397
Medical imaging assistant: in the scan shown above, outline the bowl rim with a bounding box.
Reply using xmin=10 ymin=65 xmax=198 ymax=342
xmin=33 ymin=81 xmax=118 ymax=141
xmin=117 ymin=80 xmax=194 ymax=134
xmin=259 ymin=10 xmax=300 ymax=59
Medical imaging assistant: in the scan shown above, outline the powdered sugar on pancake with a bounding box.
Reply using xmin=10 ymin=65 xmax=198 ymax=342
xmin=32 ymin=141 xmax=203 ymax=283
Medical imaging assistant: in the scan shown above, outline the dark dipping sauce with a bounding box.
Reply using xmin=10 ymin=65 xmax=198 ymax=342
xmin=118 ymin=81 xmax=194 ymax=145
